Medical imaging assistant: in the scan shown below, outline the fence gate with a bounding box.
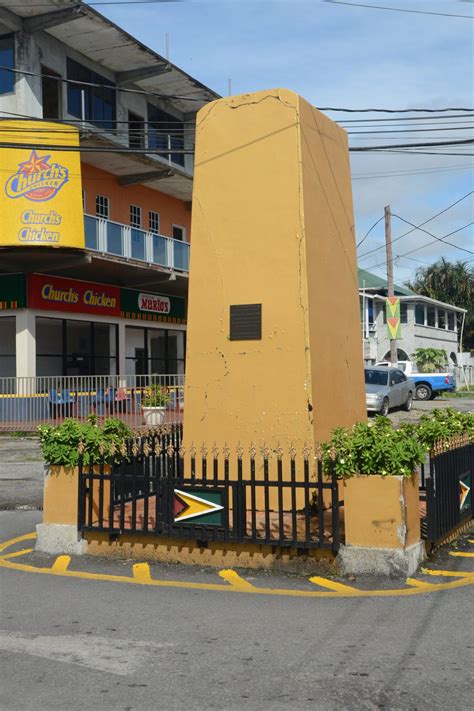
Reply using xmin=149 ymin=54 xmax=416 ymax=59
xmin=420 ymin=442 xmax=473 ymax=544
xmin=78 ymin=436 xmax=341 ymax=553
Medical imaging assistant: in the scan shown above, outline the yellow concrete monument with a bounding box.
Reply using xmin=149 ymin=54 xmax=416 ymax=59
xmin=184 ymin=89 xmax=365 ymax=452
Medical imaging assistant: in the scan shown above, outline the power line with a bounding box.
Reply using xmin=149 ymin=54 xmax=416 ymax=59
xmin=364 ymin=223 xmax=474 ymax=271
xmin=0 ymin=65 xmax=212 ymax=104
xmin=3 ymin=63 xmax=473 ymax=115
xmin=351 ymin=139 xmax=474 ymax=151
xmin=322 ymin=0 xmax=474 ymax=19
xmin=392 ymin=215 xmax=474 ymax=255
xmin=358 ymin=191 xmax=474 ymax=258
xmin=351 ymin=164 xmax=473 ymax=181
xmin=356 ymin=215 xmax=384 ymax=248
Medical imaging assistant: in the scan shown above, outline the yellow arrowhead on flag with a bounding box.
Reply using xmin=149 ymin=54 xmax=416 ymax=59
xmin=460 ymin=480 xmax=470 ymax=510
xmin=174 ymin=489 xmax=224 ymax=523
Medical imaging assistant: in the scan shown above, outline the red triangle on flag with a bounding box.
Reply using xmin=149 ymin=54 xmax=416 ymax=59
xmin=388 ymin=317 xmax=399 ymax=328
xmin=388 ymin=296 xmax=398 ymax=306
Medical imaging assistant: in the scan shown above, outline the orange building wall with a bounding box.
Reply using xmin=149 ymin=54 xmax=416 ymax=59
xmin=81 ymin=163 xmax=191 ymax=240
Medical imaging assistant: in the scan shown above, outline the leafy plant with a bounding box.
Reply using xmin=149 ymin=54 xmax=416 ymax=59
xmin=416 ymin=407 xmax=474 ymax=451
xmin=38 ymin=417 xmax=132 ymax=468
xmin=141 ymin=384 xmax=171 ymax=408
xmin=320 ymin=417 xmax=427 ymax=479
xmin=411 ymin=347 xmax=447 ymax=373
xmin=320 ymin=407 xmax=474 ymax=479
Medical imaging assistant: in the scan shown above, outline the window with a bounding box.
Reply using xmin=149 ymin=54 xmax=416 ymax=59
xmin=392 ymin=370 xmax=406 ymax=384
xmin=415 ymin=304 xmax=425 ymax=325
xmin=172 ymin=225 xmax=185 ymax=241
xmin=149 ymin=210 xmax=160 ymax=234
xmin=130 ymin=205 xmax=142 ymax=229
xmin=400 ymin=303 xmax=408 ymax=324
xmin=125 ymin=326 xmax=185 ymax=376
xmin=41 ymin=66 xmax=61 ymax=119
xmin=67 ymin=58 xmax=116 ymax=131
xmin=0 ymin=34 xmax=15 ymax=95
xmin=36 ymin=317 xmax=118 ymax=376
xmin=448 ymin=312 xmax=455 ymax=331
xmin=438 ymin=310 xmax=446 ymax=329
xmin=427 ymin=306 xmax=436 ymax=327
xmin=148 ymin=104 xmax=185 ymax=167
xmin=365 ymin=369 xmax=389 ymax=386
xmin=0 ymin=317 xmax=16 ymax=379
xmin=96 ymin=194 xmax=109 ymax=219
xmin=128 ymin=111 xmax=145 ymax=149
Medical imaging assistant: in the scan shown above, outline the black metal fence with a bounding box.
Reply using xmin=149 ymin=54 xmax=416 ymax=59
xmin=78 ymin=432 xmax=341 ymax=552
xmin=419 ymin=440 xmax=473 ymax=543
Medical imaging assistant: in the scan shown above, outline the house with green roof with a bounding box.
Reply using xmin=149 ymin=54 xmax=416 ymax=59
xmin=358 ymin=269 xmax=466 ymax=364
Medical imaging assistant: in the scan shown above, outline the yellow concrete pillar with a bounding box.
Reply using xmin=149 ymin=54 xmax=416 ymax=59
xmin=184 ymin=89 xmax=365 ymax=458
xmin=338 ymin=474 xmax=424 ymax=576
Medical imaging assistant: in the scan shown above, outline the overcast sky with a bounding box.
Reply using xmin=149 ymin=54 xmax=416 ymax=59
xmin=101 ymin=0 xmax=473 ymax=284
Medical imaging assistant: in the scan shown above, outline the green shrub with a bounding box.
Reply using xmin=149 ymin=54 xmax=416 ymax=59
xmin=320 ymin=417 xmax=427 ymax=479
xmin=416 ymin=407 xmax=474 ymax=451
xmin=37 ymin=416 xmax=132 ymax=468
xmin=320 ymin=407 xmax=474 ymax=479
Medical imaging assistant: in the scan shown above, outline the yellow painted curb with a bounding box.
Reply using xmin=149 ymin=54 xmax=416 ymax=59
xmin=0 ymin=533 xmax=473 ymax=599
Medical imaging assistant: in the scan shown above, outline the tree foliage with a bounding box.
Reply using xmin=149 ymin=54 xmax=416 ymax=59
xmin=406 ymin=258 xmax=474 ymax=350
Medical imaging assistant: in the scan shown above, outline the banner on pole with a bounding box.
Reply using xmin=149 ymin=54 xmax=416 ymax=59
xmin=386 ymin=296 xmax=402 ymax=339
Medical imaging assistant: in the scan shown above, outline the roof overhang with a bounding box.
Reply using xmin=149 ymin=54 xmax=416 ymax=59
xmin=0 ymin=247 xmax=189 ymax=299
xmin=2 ymin=0 xmax=219 ymax=116
xmin=372 ymin=294 xmax=467 ymax=313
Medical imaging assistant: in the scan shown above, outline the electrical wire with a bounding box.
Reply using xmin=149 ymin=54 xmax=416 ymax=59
xmin=2 ymin=64 xmax=473 ymax=115
xmin=358 ymin=191 xmax=474 ymax=258
xmin=356 ymin=215 xmax=384 ymax=248
xmin=322 ymin=0 xmax=474 ymax=19
xmin=391 ymin=215 xmax=474 ymax=255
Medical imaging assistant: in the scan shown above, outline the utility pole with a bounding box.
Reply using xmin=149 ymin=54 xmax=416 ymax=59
xmin=385 ymin=205 xmax=398 ymax=366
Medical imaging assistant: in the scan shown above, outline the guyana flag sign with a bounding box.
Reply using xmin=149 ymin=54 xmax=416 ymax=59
xmin=386 ymin=296 xmax=402 ymax=339
xmin=173 ymin=488 xmax=224 ymax=526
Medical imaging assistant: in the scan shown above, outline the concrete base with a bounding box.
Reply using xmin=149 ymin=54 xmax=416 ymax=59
xmin=36 ymin=523 xmax=88 ymax=556
xmin=337 ymin=541 xmax=426 ymax=578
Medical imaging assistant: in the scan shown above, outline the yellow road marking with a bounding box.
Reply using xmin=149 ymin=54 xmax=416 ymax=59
xmin=0 ymin=532 xmax=36 ymax=553
xmin=0 ymin=533 xmax=472 ymax=599
xmin=51 ymin=556 xmax=71 ymax=573
xmin=421 ymin=568 xmax=474 ymax=578
xmin=133 ymin=563 xmax=152 ymax=582
xmin=309 ymin=576 xmax=357 ymax=593
xmin=406 ymin=577 xmax=438 ymax=589
xmin=218 ymin=569 xmax=256 ymax=591
xmin=0 ymin=548 xmax=34 ymax=560
xmin=449 ymin=552 xmax=474 ymax=558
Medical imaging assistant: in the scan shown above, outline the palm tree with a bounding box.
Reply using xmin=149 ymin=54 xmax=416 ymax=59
xmin=406 ymin=259 xmax=474 ymax=350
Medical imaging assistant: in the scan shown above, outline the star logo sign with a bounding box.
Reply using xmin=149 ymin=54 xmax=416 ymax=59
xmin=5 ymin=149 xmax=69 ymax=202
xmin=17 ymin=150 xmax=52 ymax=175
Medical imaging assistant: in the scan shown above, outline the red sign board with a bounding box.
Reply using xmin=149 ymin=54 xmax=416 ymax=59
xmin=28 ymin=274 xmax=121 ymax=316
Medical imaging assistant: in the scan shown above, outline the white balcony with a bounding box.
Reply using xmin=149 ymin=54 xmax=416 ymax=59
xmin=84 ymin=214 xmax=190 ymax=272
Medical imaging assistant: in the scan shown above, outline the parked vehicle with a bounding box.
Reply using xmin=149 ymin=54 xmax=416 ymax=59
xmin=375 ymin=361 xmax=455 ymax=401
xmin=365 ymin=366 xmax=414 ymax=416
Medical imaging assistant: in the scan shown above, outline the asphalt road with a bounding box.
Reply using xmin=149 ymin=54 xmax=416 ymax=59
xmin=1 ymin=510 xmax=473 ymax=711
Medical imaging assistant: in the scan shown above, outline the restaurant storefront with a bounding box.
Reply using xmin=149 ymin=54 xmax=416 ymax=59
xmin=0 ymin=273 xmax=186 ymax=379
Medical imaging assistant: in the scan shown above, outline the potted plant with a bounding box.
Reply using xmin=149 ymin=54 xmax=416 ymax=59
xmin=320 ymin=418 xmax=428 ymax=574
xmin=141 ymin=384 xmax=171 ymax=426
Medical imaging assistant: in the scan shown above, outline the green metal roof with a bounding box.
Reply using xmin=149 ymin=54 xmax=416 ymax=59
xmin=358 ymin=268 xmax=414 ymax=296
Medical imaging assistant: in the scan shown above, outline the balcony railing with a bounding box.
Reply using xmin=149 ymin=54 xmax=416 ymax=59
xmin=84 ymin=214 xmax=190 ymax=272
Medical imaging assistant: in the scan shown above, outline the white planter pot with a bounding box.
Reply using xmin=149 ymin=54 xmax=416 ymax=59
xmin=142 ymin=406 xmax=166 ymax=426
